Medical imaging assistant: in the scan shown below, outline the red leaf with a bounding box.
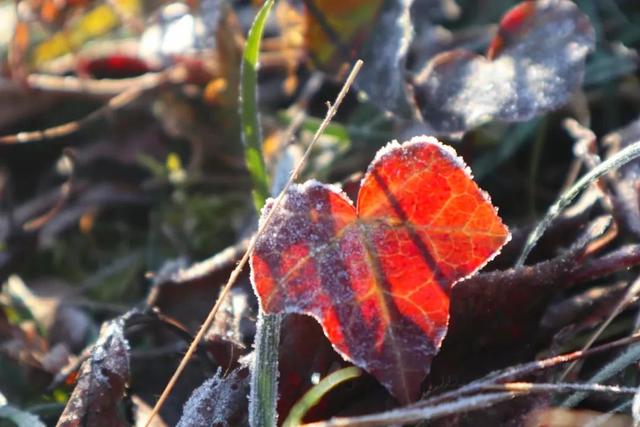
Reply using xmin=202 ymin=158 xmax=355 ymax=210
xmin=486 ymin=1 xmax=537 ymax=60
xmin=250 ymin=136 xmax=510 ymax=403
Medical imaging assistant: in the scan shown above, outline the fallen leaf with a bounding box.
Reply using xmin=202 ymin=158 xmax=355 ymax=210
xmin=303 ymin=0 xmax=383 ymax=69
xmin=356 ymin=0 xmax=414 ymax=116
xmin=413 ymin=0 xmax=595 ymax=134
xmin=302 ymin=0 xmax=415 ymax=116
xmin=57 ymin=316 xmax=130 ymax=427
xmin=432 ymin=217 xmax=615 ymax=383
xmin=4 ymin=276 xmax=91 ymax=353
xmin=250 ymin=136 xmax=510 ymax=403
xmin=176 ymin=367 xmax=249 ymax=427
xmin=79 ymin=54 xmax=152 ymax=79
xmin=32 ymin=0 xmax=142 ymax=66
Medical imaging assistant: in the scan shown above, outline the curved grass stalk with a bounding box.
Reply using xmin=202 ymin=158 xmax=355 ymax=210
xmin=516 ymin=139 xmax=640 ymax=267
xmin=283 ymin=367 xmax=362 ymax=427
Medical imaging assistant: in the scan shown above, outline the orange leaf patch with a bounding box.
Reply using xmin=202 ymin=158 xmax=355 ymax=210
xmin=250 ymin=136 xmax=510 ymax=403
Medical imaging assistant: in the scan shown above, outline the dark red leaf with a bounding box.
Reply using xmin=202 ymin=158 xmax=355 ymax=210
xmin=413 ymin=0 xmax=595 ymax=134
xmin=431 ymin=217 xmax=613 ymax=383
xmin=250 ymin=136 xmax=509 ymax=403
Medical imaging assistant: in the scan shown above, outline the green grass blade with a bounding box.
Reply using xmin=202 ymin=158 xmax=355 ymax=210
xmin=240 ymin=0 xmax=274 ymax=211
xmin=282 ymin=367 xmax=362 ymax=427
xmin=239 ymin=2 xmax=280 ymax=426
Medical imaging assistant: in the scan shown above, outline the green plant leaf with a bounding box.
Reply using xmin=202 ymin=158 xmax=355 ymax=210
xmin=240 ymin=0 xmax=274 ymax=211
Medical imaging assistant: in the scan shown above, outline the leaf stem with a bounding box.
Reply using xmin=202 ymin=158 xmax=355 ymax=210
xmin=250 ymin=59 xmax=363 ymax=426
xmin=222 ymin=1 xmax=280 ymax=424
xmin=250 ymin=312 xmax=282 ymax=427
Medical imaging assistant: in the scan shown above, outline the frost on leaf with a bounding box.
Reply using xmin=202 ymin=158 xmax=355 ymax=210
xmin=57 ymin=316 xmax=130 ymax=427
xmin=250 ymin=136 xmax=510 ymax=403
xmin=356 ymin=0 xmax=414 ymax=116
xmin=303 ymin=0 xmax=415 ymax=116
xmin=176 ymin=367 xmax=249 ymax=427
xmin=413 ymin=0 xmax=595 ymax=134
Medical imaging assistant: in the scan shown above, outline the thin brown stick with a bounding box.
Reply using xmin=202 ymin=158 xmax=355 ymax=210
xmin=486 ymin=381 xmax=637 ymax=395
xmin=0 ymin=66 xmax=187 ymax=144
xmin=416 ymin=330 xmax=640 ymax=409
xmin=25 ymin=72 xmax=169 ymax=96
xmin=22 ymin=148 xmax=75 ymax=231
xmin=570 ymin=244 xmax=640 ymax=283
xmin=299 ymin=333 xmax=640 ymax=427
xmin=301 ymin=392 xmax=517 ymax=427
xmin=142 ymin=59 xmax=364 ymax=427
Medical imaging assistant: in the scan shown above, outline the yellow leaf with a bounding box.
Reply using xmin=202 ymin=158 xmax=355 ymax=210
xmin=32 ymin=0 xmax=140 ymax=66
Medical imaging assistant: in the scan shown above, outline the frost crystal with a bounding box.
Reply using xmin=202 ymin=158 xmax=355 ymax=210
xmin=250 ymin=137 xmax=510 ymax=403
xmin=177 ymin=368 xmax=249 ymax=427
xmin=413 ymin=0 xmax=595 ymax=133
